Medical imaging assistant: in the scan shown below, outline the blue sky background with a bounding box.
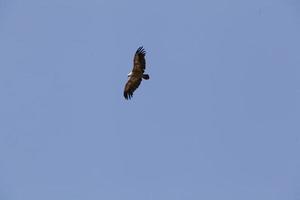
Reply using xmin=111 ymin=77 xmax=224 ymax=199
xmin=0 ymin=0 xmax=300 ymax=199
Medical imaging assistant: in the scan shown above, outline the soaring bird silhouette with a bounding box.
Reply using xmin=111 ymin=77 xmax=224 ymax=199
xmin=124 ymin=46 xmax=150 ymax=100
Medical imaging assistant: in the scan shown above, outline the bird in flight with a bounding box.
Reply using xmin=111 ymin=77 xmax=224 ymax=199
xmin=123 ymin=46 xmax=150 ymax=100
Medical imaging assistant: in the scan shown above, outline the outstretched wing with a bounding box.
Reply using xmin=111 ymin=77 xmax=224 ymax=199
xmin=124 ymin=75 xmax=142 ymax=100
xmin=123 ymin=46 xmax=146 ymax=100
xmin=133 ymin=46 xmax=146 ymax=73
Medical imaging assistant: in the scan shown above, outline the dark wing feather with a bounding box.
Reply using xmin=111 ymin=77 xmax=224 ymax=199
xmin=123 ymin=76 xmax=142 ymax=100
xmin=133 ymin=46 xmax=146 ymax=73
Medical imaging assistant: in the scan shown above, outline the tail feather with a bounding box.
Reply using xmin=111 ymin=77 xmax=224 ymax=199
xmin=143 ymin=74 xmax=150 ymax=80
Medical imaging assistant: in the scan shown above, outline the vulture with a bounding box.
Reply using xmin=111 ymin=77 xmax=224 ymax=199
xmin=123 ymin=46 xmax=150 ymax=100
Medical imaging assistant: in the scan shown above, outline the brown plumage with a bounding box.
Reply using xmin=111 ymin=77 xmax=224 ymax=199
xmin=124 ymin=46 xmax=150 ymax=100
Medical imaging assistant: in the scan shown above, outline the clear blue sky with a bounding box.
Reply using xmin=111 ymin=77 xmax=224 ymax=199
xmin=0 ymin=0 xmax=299 ymax=199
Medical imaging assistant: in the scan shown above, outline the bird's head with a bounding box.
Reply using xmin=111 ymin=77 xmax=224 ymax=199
xmin=127 ymin=71 xmax=132 ymax=77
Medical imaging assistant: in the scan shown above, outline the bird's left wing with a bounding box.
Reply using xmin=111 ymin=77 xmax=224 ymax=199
xmin=132 ymin=46 xmax=146 ymax=73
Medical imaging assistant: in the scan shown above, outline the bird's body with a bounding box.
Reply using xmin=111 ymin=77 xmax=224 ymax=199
xmin=124 ymin=46 xmax=150 ymax=100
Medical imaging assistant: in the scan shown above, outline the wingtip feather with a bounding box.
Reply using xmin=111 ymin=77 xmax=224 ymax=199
xmin=136 ymin=46 xmax=146 ymax=55
xmin=124 ymin=91 xmax=133 ymax=100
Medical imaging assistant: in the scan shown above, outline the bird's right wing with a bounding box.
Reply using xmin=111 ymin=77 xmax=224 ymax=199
xmin=123 ymin=75 xmax=142 ymax=100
